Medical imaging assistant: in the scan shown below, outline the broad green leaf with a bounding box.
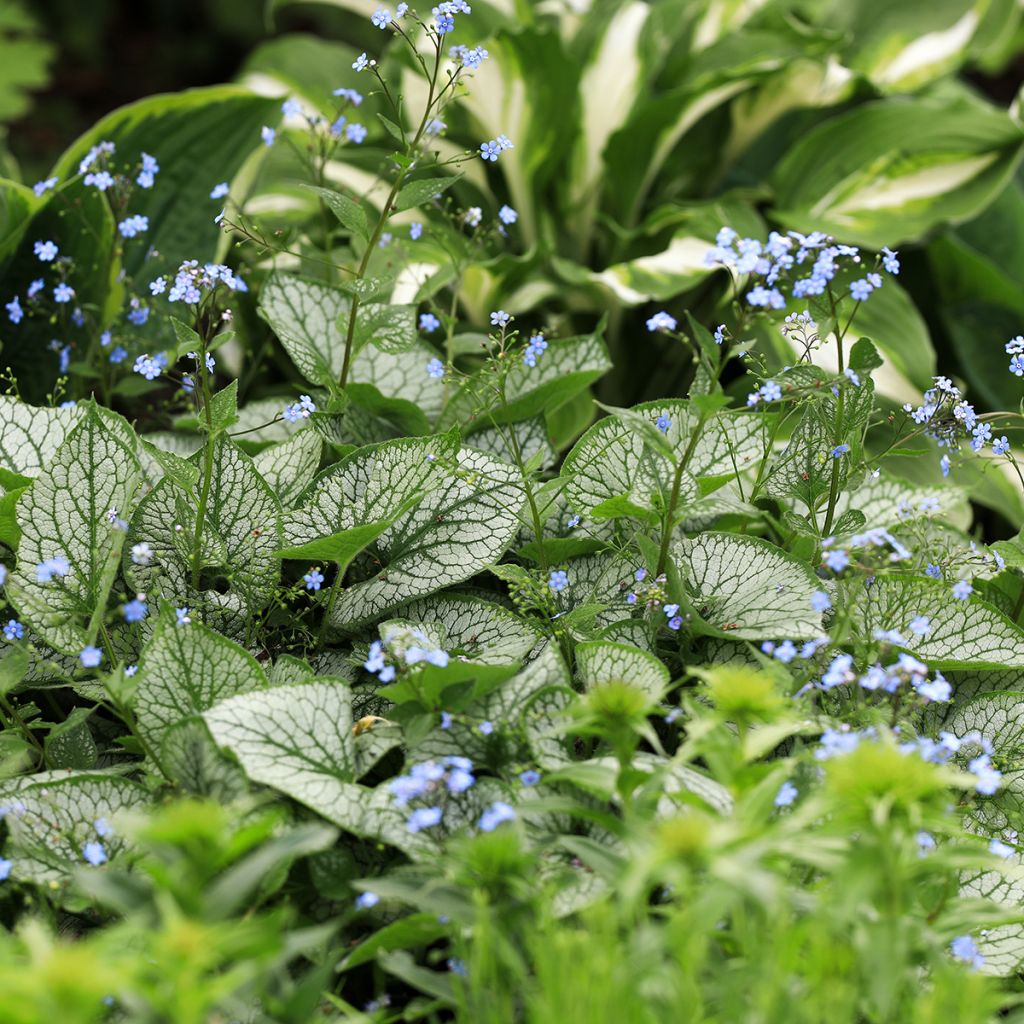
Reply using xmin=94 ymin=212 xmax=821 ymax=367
xmin=204 ymin=680 xmax=359 ymax=818
xmin=328 ymin=449 xmax=524 ymax=631
xmin=7 ymin=404 xmax=141 ymax=653
xmin=305 ymin=185 xmax=369 ymax=240
xmin=49 ymin=85 xmax=278 ymax=277
xmin=139 ymin=437 xmax=201 ymax=491
xmin=675 ymin=533 xmax=823 ymax=639
xmin=0 ymin=774 xmax=148 ymax=884
xmin=259 ymin=272 xmax=350 ymax=387
xmin=394 ymin=175 xmax=463 ymax=213
xmin=440 ymin=329 xmax=611 ymax=432
xmin=0 ymin=397 xmax=82 ymax=478
xmin=253 ymin=429 xmax=322 ymax=511
xmin=339 ymin=914 xmax=448 ymax=971
xmin=127 ymin=436 xmax=281 ymax=639
xmin=208 ymin=380 xmax=239 ymax=434
xmin=771 ymin=93 xmax=1024 ymax=248
xmin=134 ymin=611 xmax=268 ymax=743
xmin=857 ymin=579 xmax=1024 ymax=669
xmin=576 ymin=641 xmax=669 ymax=699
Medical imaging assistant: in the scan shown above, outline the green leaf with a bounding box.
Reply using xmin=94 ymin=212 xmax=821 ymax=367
xmin=771 ymin=92 xmax=1024 ymax=247
xmin=0 ymin=774 xmax=148 ymax=885
xmin=253 ymin=429 xmax=322 ymax=511
xmin=49 ymin=85 xmax=279 ymax=277
xmin=305 ymin=185 xmax=369 ymax=240
xmin=135 ymin=609 xmax=269 ymax=743
xmin=7 ymin=404 xmax=141 ymax=653
xmin=394 ymin=175 xmax=462 ymax=213
xmin=139 ymin=438 xmax=200 ymax=491
xmin=352 ymin=303 xmax=418 ymax=356
xmin=855 ymin=578 xmax=1024 ymax=669
xmin=208 ymin=380 xmax=239 ymax=434
xmin=127 ymin=437 xmax=281 ymax=640
xmin=204 ymin=680 xmax=360 ymax=819
xmin=675 ymin=533 xmax=824 ymax=639
xmin=849 ymin=337 xmax=883 ymax=372
xmin=159 ymin=717 xmax=248 ymax=800
xmin=339 ymin=913 xmax=447 ymax=971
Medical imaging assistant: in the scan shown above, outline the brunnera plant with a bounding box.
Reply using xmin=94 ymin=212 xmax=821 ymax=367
xmin=1 ymin=2 xmax=1024 ymax=1020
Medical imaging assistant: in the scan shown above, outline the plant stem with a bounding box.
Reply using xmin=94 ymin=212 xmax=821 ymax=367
xmin=190 ymin=352 xmax=217 ymax=599
xmin=655 ymin=413 xmax=709 ymax=576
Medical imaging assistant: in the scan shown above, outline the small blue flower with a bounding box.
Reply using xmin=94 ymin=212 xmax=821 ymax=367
xmin=407 ymin=806 xmax=443 ymax=833
xmin=849 ymin=279 xmax=873 ymax=302
xmin=0 ymin=857 xmax=10 ymax=881
xmin=261 ymin=126 xmax=276 ymax=146
xmin=655 ymin=415 xmax=671 ymax=433
xmin=523 ymin=334 xmax=547 ymax=367
xmin=490 ymin=310 xmax=511 ymax=328
xmin=951 ymin=934 xmax=984 ymax=971
xmin=353 ymin=52 xmax=374 ymax=72
xmin=480 ymin=140 xmax=501 ymax=162
xmin=82 ymin=842 xmax=108 ymax=866
xmin=371 ymin=7 xmax=392 ymax=28
xmin=646 ymin=311 xmax=676 ymax=333
xmin=952 ymin=579 xmax=973 ymax=601
xmin=420 ymin=312 xmax=441 ymax=333
xmin=122 ymin=599 xmax=147 ymax=623
xmin=33 ymin=176 xmax=58 ymax=197
xmin=95 ymin=818 xmax=113 ymax=838
xmin=831 ymin=444 xmax=850 ymax=458
xmin=33 ymin=240 xmax=58 ymax=262
xmin=993 ymin=436 xmax=1010 ymax=456
xmin=908 ymin=615 xmax=931 ymax=636
xmin=498 ymin=204 xmax=517 ymax=225
xmin=36 ymin=555 xmax=69 ymax=582
xmin=774 ymin=781 xmax=798 ymax=807
xmin=990 ymin=838 xmax=1015 ymax=859
xmin=426 ymin=357 xmax=445 ymax=378
xmin=53 ymin=283 xmax=74 ymax=304
xmin=109 ymin=345 xmax=128 ymax=364
xmin=3 ymin=619 xmax=24 ymax=641
xmin=5 ymin=296 xmax=22 ymax=324
xmin=566 ymin=514 xmax=580 ymax=529
xmin=410 ymin=222 xmax=423 ymax=240
xmin=346 ymin=123 xmax=367 ymax=144
xmin=1011 ymin=355 xmax=1024 ymax=377
xmin=479 ymin=720 xmax=494 ymax=736
xmin=479 ymin=801 xmax=516 ymax=832
xmin=824 ymin=549 xmax=849 ymax=573
xmin=714 ymin=324 xmax=726 ymax=345
xmin=304 ymin=568 xmax=325 ymax=591
xmin=548 ymin=570 xmax=568 ymax=592
xmin=810 ymin=590 xmax=831 ymax=613
xmin=519 ymin=770 xmax=541 ymax=786
xmin=79 ymin=646 xmax=103 ymax=668
xmin=210 ymin=182 xmax=229 ymax=199
xmin=925 ymin=563 xmax=942 ymax=579
xmin=355 ymin=891 xmax=380 ymax=909
xmin=175 ymin=607 xmax=191 ymax=626
xmin=881 ymin=247 xmax=900 ymax=274
xmin=118 ymin=215 xmax=149 ymax=239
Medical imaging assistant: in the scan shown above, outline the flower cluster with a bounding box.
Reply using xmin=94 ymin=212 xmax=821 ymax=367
xmin=283 ymin=395 xmax=317 ymax=423
xmin=389 ymin=757 xmax=475 ymax=832
xmin=364 ymin=628 xmax=451 ymax=684
xmin=150 ymin=260 xmax=247 ymax=305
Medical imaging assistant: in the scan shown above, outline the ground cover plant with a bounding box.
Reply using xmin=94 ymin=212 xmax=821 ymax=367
xmin=2 ymin=1 xmax=1024 ymax=1021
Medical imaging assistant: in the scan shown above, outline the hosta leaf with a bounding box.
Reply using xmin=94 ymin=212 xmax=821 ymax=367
xmin=577 ymin=641 xmax=669 ymax=699
xmin=134 ymin=610 xmax=268 ymax=743
xmin=127 ymin=436 xmax=281 ymax=639
xmin=253 ymin=429 xmax=322 ymax=511
xmin=7 ymin=403 xmax=141 ymax=653
xmin=440 ymin=329 xmax=611 ymax=433
xmin=328 ymin=449 xmax=524 ymax=632
xmin=0 ymin=397 xmax=82 ymax=479
xmin=856 ymin=579 xmax=1024 ymax=669
xmin=771 ymin=93 xmax=1024 ymax=248
xmin=204 ymin=680 xmax=358 ymax=818
xmin=259 ymin=272 xmax=350 ymax=387
xmin=0 ymin=774 xmax=148 ymax=885
xmin=675 ymin=533 xmax=823 ymax=639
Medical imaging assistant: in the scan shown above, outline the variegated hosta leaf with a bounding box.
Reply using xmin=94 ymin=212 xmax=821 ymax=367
xmin=281 ymin=432 xmax=458 ymax=552
xmin=856 ymin=579 xmax=1024 ymax=669
xmin=439 ymin=330 xmax=611 ymax=433
xmin=259 ymin=272 xmax=350 ymax=387
xmin=328 ymin=449 xmax=524 ymax=632
xmin=0 ymin=774 xmax=148 ymax=884
xmin=252 ymin=428 xmax=323 ymax=510
xmin=576 ymin=641 xmax=669 ymax=699
xmin=127 ymin=436 xmax=281 ymax=639
xmin=831 ymin=471 xmax=966 ymax=533
xmin=563 ymin=401 xmax=763 ymax=521
xmin=204 ymin=680 xmax=359 ymax=814
xmin=0 ymin=396 xmax=82 ymax=478
xmin=7 ymin=404 xmax=142 ymax=653
xmin=383 ymin=593 xmax=541 ymax=666
xmin=675 ymin=533 xmax=824 ymax=639
xmin=134 ymin=612 xmax=269 ymax=743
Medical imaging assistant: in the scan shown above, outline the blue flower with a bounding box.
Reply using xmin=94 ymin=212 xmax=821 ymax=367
xmin=35 ymin=555 xmax=70 ymax=582
xmin=356 ymin=891 xmax=380 ymax=909
xmin=479 ymin=720 xmax=495 ymax=735
xmin=952 ymin=579 xmax=973 ymax=601
xmin=989 ymin=838 xmax=1015 ymax=859
xmin=33 ymin=176 xmax=58 ymax=196
xmin=774 ymin=781 xmax=798 ymax=807
xmin=831 ymin=444 xmax=850 ymax=458
xmin=773 ymin=640 xmax=797 ymax=663
xmin=346 ymin=123 xmax=367 ymax=144
xmin=261 ymin=126 xmax=276 ymax=146
xmin=519 ymin=770 xmax=541 ymax=786
xmin=410 ymin=222 xmax=423 ymax=240
xmin=0 ymin=857 xmax=10 ymax=881
xmin=426 ymin=358 xmax=445 ymax=378
xmin=849 ymin=279 xmax=873 ymax=302
xmin=122 ymin=598 xmax=147 ymax=623
xmin=95 ymin=818 xmax=113 ymax=838
xmin=79 ymin=646 xmax=103 ymax=668
xmin=655 ymin=414 xmax=671 ymax=433
xmin=5 ymin=296 xmax=22 ymax=324
xmin=109 ymin=345 xmax=128 ymax=364
xmin=371 ymin=7 xmax=392 ymax=28
xmin=480 ymin=140 xmax=501 ymax=162
xmin=353 ymin=52 xmax=374 ymax=72
xmin=646 ymin=311 xmax=677 ymax=333
xmin=3 ymin=619 xmax=24 ymax=641
xmin=810 ymin=590 xmax=831 ymax=613
xmin=881 ymin=247 xmax=900 ymax=274
xmin=970 ymin=753 xmax=1001 ymax=795
xmin=566 ymin=514 xmax=580 ymax=529
xmin=82 ymin=841 xmax=108 ymax=866
xmin=490 ymin=310 xmax=511 ymax=328
xmin=479 ymin=801 xmax=516 ymax=832
xmin=1011 ymin=355 xmax=1024 ymax=377
xmin=498 ymin=204 xmax=517 ymax=225
xmin=823 ymin=549 xmax=849 ymax=573
xmin=175 ymin=607 xmax=191 ymax=626
xmin=420 ymin=312 xmax=441 ymax=333
xmin=210 ymin=182 xmax=229 ymax=199
xmin=118 ymin=215 xmax=149 ymax=239
xmin=303 ymin=568 xmax=325 ymax=591
xmin=548 ymin=570 xmax=569 ymax=592
xmin=925 ymin=563 xmax=942 ymax=579
xmin=33 ymin=240 xmax=58 ymax=262
xmin=993 ymin=436 xmax=1010 ymax=456
xmin=407 ymin=806 xmax=443 ymax=833
xmin=908 ymin=615 xmax=931 ymax=636
xmin=714 ymin=324 xmax=726 ymax=345
xmin=53 ymin=283 xmax=74 ymax=304
xmin=364 ymin=640 xmax=387 ymax=675
xmin=137 ymin=153 xmax=160 ymax=189
xmin=133 ymin=355 xmax=163 ymax=381
xmin=951 ymin=935 xmax=985 ymax=971
xmin=523 ymin=334 xmax=547 ymax=367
